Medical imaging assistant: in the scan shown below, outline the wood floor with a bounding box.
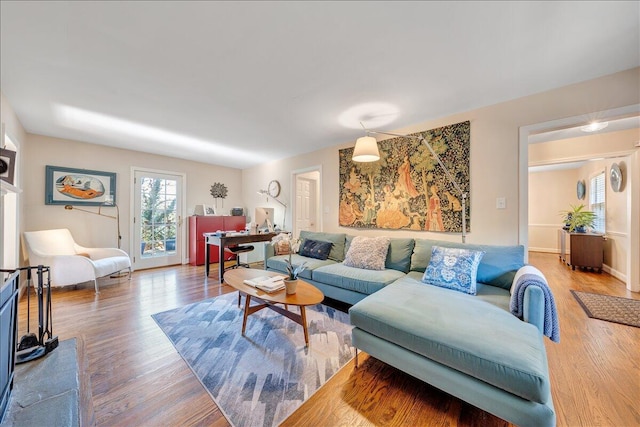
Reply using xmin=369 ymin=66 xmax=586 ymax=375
xmin=15 ymin=253 xmax=640 ymax=427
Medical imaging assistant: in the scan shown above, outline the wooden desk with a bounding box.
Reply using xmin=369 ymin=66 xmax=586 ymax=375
xmin=204 ymin=232 xmax=277 ymax=282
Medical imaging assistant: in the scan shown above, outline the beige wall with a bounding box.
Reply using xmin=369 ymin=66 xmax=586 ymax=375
xmin=23 ymin=134 xmax=244 ymax=262
xmin=530 ymin=128 xmax=640 ymax=166
xmin=528 ymin=168 xmax=580 ymax=252
xmin=581 ymin=158 xmax=629 ymax=280
xmin=243 ymin=68 xmax=640 ymax=247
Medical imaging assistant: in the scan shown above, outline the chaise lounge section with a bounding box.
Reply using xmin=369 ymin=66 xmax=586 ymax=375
xmin=350 ymin=275 xmax=555 ymax=427
xmin=23 ymin=228 xmax=132 ymax=293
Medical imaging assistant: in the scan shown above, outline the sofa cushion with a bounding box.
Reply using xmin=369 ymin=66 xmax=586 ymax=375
xmin=345 ymin=236 xmax=415 ymax=273
xmin=344 ymin=236 xmax=390 ymax=270
xmin=385 ymin=238 xmax=415 ymax=273
xmin=410 ymin=239 xmax=524 ymax=289
xmin=300 ymin=231 xmax=346 ymax=262
xmin=273 ymin=240 xmax=291 ymax=255
xmin=421 ymin=246 xmax=485 ymax=295
xmin=345 ymin=235 xmax=354 ymax=254
xmin=92 ymin=256 xmax=131 ymax=278
xmin=312 ymin=263 xmax=405 ymax=295
xmin=475 ymin=283 xmax=511 ymax=311
xmin=349 ymin=276 xmax=550 ymax=404
xmin=299 ymin=239 xmax=332 ymax=260
xmin=265 ymin=254 xmax=335 ymax=280
xmin=407 ymin=271 xmax=511 ymax=312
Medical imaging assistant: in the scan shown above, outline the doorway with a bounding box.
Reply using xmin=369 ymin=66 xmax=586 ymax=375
xmin=132 ymin=168 xmax=185 ymax=270
xmin=291 ymin=166 xmax=322 ymax=237
xmin=519 ymin=104 xmax=640 ymax=292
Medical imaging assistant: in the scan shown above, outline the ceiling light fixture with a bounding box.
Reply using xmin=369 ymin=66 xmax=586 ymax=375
xmin=352 ymin=136 xmax=380 ymax=162
xmin=352 ymin=124 xmax=467 ymax=243
xmin=580 ymin=121 xmax=608 ymax=132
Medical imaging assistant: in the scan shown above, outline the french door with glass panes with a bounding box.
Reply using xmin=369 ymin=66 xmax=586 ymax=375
xmin=133 ymin=169 xmax=184 ymax=269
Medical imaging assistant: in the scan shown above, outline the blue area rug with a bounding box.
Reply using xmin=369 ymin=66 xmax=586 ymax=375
xmin=152 ymin=292 xmax=355 ymax=427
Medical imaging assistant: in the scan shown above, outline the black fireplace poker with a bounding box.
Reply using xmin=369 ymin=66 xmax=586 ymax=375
xmin=4 ymin=266 xmax=59 ymax=364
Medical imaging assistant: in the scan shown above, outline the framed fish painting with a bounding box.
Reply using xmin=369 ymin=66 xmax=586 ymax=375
xmin=45 ymin=165 xmax=116 ymax=206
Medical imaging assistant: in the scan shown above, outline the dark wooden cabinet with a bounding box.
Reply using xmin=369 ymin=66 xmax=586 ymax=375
xmin=189 ymin=216 xmax=246 ymax=265
xmin=558 ymin=229 xmax=604 ymax=272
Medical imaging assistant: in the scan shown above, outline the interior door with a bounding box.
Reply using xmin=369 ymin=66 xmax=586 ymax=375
xmin=133 ymin=170 xmax=183 ymax=269
xmin=295 ymin=177 xmax=316 ymax=233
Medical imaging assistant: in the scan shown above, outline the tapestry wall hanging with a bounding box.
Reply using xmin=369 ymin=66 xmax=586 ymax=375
xmin=339 ymin=120 xmax=470 ymax=232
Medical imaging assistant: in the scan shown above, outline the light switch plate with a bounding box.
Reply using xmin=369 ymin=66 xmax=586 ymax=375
xmin=496 ymin=197 xmax=506 ymax=209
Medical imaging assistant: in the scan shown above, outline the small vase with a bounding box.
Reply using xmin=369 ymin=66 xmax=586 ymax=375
xmin=284 ymin=279 xmax=297 ymax=295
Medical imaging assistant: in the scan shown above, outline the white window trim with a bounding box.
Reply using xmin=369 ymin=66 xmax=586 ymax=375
xmin=588 ymin=170 xmax=606 ymax=234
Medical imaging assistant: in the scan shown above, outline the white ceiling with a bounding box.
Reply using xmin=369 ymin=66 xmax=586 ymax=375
xmin=528 ymin=116 xmax=640 ymax=145
xmin=1 ymin=1 xmax=639 ymax=169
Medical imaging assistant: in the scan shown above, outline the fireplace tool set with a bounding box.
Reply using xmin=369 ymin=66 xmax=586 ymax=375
xmin=12 ymin=266 xmax=59 ymax=364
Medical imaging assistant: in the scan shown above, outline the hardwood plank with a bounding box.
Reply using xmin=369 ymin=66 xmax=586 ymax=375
xmin=17 ymin=264 xmax=231 ymax=427
xmin=15 ymin=254 xmax=640 ymax=426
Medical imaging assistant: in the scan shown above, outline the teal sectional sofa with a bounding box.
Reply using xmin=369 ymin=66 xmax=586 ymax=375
xmin=264 ymin=231 xmax=556 ymax=427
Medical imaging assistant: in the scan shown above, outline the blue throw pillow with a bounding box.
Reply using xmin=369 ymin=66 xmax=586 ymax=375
xmin=421 ymin=246 xmax=485 ymax=295
xmin=299 ymin=239 xmax=333 ymax=260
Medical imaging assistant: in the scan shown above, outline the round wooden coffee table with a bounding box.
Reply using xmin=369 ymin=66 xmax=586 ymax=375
xmin=223 ymin=268 xmax=324 ymax=346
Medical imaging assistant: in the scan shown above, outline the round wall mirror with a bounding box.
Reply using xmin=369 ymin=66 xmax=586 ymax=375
xmin=576 ymin=180 xmax=586 ymax=200
xmin=610 ymin=163 xmax=623 ymax=192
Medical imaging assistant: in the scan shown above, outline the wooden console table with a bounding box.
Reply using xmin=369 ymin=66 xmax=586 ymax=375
xmin=558 ymin=229 xmax=605 ymax=272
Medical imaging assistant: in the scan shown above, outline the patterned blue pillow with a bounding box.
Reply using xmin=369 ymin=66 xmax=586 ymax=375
xmin=299 ymin=239 xmax=333 ymax=260
xmin=421 ymin=246 xmax=485 ymax=295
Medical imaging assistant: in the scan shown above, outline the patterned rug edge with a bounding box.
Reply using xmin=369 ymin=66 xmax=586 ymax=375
xmin=151 ymin=294 xmax=355 ymax=427
xmin=570 ymin=290 xmax=640 ymax=328
xmin=151 ymin=310 xmax=239 ymax=427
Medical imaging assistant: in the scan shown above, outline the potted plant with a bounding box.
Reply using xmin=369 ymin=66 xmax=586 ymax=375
xmin=283 ymin=259 xmax=307 ymax=292
xmin=271 ymin=233 xmax=307 ymax=294
xmin=560 ymin=204 xmax=597 ymax=233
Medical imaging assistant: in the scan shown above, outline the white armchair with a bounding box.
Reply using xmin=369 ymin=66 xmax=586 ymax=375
xmin=23 ymin=228 xmax=131 ymax=293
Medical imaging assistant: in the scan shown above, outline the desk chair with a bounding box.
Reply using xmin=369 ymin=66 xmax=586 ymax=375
xmin=224 ymin=245 xmax=254 ymax=269
xmin=224 ymin=245 xmax=254 ymax=306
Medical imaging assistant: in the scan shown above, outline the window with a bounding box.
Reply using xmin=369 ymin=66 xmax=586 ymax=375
xmin=589 ymin=171 xmax=605 ymax=233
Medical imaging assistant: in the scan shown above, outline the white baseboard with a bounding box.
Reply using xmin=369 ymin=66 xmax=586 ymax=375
xmin=602 ymin=264 xmax=627 ymax=282
xmin=529 ymin=247 xmax=559 ymax=254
